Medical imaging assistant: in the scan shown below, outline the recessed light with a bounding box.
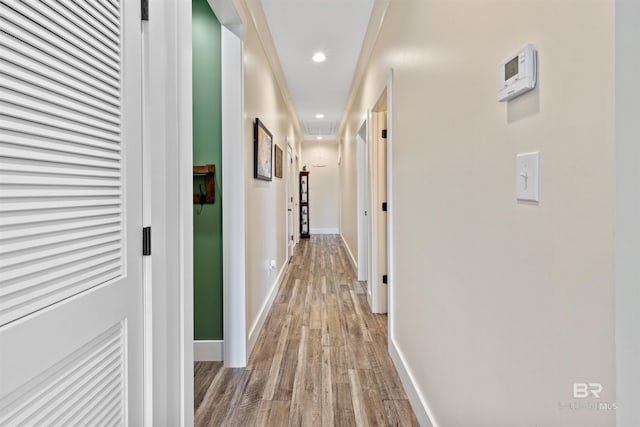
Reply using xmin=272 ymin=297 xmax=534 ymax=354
xmin=316 ymin=136 xmax=323 ymax=140
xmin=312 ymin=52 xmax=326 ymax=63
xmin=315 ymin=114 xmax=324 ymax=119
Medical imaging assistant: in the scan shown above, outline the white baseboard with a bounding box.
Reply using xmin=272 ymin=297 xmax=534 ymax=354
xmin=194 ymin=340 xmax=224 ymax=362
xmin=247 ymin=262 xmax=288 ymax=356
xmin=340 ymin=233 xmax=357 ymax=272
xmin=310 ymin=227 xmax=339 ymax=234
xmin=388 ymin=338 xmax=437 ymax=427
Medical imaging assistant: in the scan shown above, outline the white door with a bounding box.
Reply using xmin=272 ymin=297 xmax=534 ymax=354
xmin=294 ymin=154 xmax=300 ymax=245
xmin=0 ymin=0 xmax=144 ymax=425
xmin=287 ymin=145 xmax=295 ymax=259
xmin=376 ymin=111 xmax=388 ymax=313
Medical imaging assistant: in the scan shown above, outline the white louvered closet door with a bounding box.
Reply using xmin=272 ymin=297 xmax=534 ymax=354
xmin=0 ymin=0 xmax=144 ymax=425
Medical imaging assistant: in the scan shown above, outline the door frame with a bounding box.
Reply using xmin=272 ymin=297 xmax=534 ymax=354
xmin=220 ymin=25 xmax=247 ymax=368
xmin=141 ymin=16 xmax=153 ymax=426
xmin=367 ymin=71 xmax=395 ymax=332
xmin=356 ymin=121 xmax=369 ymax=286
xmin=295 ymin=153 xmax=300 ymax=246
xmin=367 ymin=107 xmax=386 ymax=314
xmin=286 ymin=142 xmax=295 ymax=260
xmin=145 ymin=0 xmax=250 ymax=424
xmin=144 ymin=0 xmax=195 ymax=424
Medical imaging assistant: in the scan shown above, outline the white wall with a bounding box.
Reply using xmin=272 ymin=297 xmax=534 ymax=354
xmin=615 ymin=0 xmax=640 ymax=425
xmin=301 ymin=142 xmax=340 ymax=234
xmin=236 ymin=0 xmax=302 ymax=353
xmin=340 ymin=133 xmax=358 ymax=261
xmin=339 ymin=1 xmax=616 ymax=426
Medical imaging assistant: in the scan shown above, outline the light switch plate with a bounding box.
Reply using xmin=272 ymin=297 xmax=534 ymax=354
xmin=516 ymin=151 xmax=540 ymax=202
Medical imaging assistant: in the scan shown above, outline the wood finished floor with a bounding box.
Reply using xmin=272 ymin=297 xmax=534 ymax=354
xmin=194 ymin=235 xmax=418 ymax=426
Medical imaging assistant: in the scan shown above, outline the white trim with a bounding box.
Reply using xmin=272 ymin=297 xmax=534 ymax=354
xmin=367 ymin=71 xmax=394 ymax=317
xmin=388 ymin=338 xmax=438 ymax=427
xmin=194 ymin=340 xmax=224 ymax=362
xmin=221 ymin=25 xmax=247 ymax=368
xmin=247 ymin=262 xmax=288 ymax=355
xmin=340 ymin=233 xmax=358 ymax=272
xmin=177 ymin=1 xmax=193 ymax=424
xmin=145 ymin=0 xmax=192 ymax=423
xmin=310 ymin=227 xmax=340 ymax=234
xmin=140 ymin=18 xmax=153 ymax=427
xmin=385 ymin=70 xmax=395 ymax=340
xmin=286 ymin=144 xmax=295 ymax=261
xmin=356 ymin=121 xmax=369 ymax=282
xmin=368 ymin=108 xmax=385 ymax=314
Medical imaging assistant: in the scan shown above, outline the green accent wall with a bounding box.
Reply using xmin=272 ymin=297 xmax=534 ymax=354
xmin=193 ymin=0 xmax=223 ymax=340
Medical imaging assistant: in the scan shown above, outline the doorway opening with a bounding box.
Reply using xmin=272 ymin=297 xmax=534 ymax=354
xmin=357 ymin=121 xmax=370 ymax=304
xmin=286 ymin=143 xmax=296 ymax=260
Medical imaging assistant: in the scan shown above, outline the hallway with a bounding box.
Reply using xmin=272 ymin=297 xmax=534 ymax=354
xmin=194 ymin=235 xmax=418 ymax=426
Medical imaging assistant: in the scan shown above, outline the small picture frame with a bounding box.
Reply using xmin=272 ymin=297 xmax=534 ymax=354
xmin=274 ymin=144 xmax=283 ymax=178
xmin=254 ymin=118 xmax=273 ymax=181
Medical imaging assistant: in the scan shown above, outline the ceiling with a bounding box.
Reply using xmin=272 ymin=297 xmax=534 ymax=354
xmin=261 ymin=0 xmax=375 ymax=140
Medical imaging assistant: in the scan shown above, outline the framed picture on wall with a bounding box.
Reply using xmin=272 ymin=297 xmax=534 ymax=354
xmin=254 ymin=118 xmax=273 ymax=181
xmin=274 ymin=144 xmax=283 ymax=178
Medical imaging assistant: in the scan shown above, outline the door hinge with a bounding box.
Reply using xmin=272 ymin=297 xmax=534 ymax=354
xmin=382 ymin=202 xmax=387 ymax=211
xmin=141 ymin=0 xmax=149 ymax=21
xmin=381 ymin=129 xmax=387 ymax=139
xmin=382 ymin=274 xmax=388 ymax=284
xmin=291 ymin=235 xmax=294 ymax=241
xmin=143 ymin=227 xmax=151 ymax=256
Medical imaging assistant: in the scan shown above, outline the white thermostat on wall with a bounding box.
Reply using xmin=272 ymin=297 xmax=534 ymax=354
xmin=498 ymin=44 xmax=537 ymax=102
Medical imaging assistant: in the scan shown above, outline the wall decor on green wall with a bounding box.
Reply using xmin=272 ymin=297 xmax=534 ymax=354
xmin=193 ymin=0 xmax=223 ymax=341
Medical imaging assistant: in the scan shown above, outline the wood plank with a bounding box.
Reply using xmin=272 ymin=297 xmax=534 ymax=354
xmin=333 ymin=383 xmax=356 ymax=426
xmin=287 ymin=326 xmax=309 ymax=426
xmin=348 ymin=369 xmax=369 ymax=427
xmin=383 ymin=399 xmax=421 ymax=426
xmin=321 ymin=346 xmax=334 ymax=427
xmin=224 ymin=369 xmax=269 ymax=425
xmin=194 ymin=362 xmax=222 ymax=411
xmin=272 ymin=337 xmax=301 ymax=401
xmin=262 ymin=314 xmax=292 ymax=400
xmin=355 ymin=369 xmax=387 ymax=426
xmin=302 ymin=329 xmax=322 ymax=426
xmin=194 ymin=368 xmax=249 ymax=426
xmin=255 ymin=400 xmax=291 ymax=427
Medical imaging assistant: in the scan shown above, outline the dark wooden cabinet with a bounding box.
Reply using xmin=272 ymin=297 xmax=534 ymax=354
xmin=300 ymin=171 xmax=310 ymax=239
